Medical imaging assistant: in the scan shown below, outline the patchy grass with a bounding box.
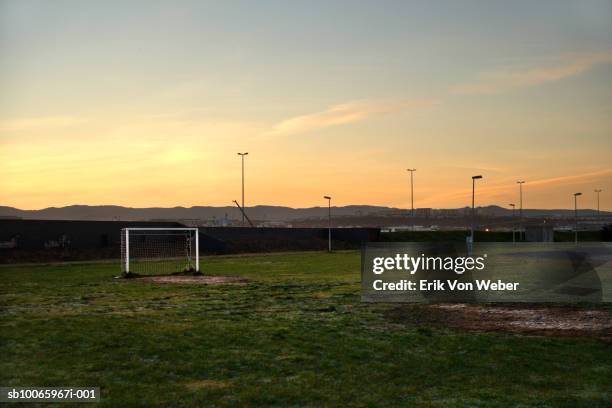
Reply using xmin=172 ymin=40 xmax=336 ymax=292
xmin=1 ymin=251 xmax=611 ymax=407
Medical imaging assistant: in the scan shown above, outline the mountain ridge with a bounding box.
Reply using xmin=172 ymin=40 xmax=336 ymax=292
xmin=0 ymin=204 xmax=608 ymax=221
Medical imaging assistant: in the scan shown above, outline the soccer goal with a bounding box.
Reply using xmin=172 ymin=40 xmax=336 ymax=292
xmin=120 ymin=228 xmax=199 ymax=276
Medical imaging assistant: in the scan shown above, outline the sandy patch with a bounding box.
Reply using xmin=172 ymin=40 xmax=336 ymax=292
xmin=386 ymin=303 xmax=612 ymax=339
xmin=132 ymin=275 xmax=248 ymax=285
xmin=184 ymin=379 xmax=231 ymax=391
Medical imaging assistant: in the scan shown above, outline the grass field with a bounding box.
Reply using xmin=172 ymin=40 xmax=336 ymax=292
xmin=1 ymin=251 xmax=611 ymax=407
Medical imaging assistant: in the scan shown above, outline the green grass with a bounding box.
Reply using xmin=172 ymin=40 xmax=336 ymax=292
xmin=1 ymin=251 xmax=610 ymax=407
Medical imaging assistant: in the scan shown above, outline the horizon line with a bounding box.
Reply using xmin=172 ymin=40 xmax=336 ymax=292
xmin=2 ymin=203 xmax=609 ymax=213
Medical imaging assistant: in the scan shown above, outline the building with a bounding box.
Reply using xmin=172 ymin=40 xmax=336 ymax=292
xmin=415 ymin=208 xmax=432 ymax=218
xmin=525 ymin=223 xmax=554 ymax=242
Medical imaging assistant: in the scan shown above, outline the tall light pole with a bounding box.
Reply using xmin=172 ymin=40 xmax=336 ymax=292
xmin=517 ymin=181 xmax=525 ymax=240
xmin=324 ymin=196 xmax=332 ymax=252
xmin=574 ymin=192 xmax=582 ymax=244
xmin=407 ymin=169 xmax=416 ymax=217
xmin=509 ymin=203 xmax=516 ymax=243
xmin=471 ymin=175 xmax=483 ymax=240
xmin=237 ymin=152 xmax=248 ymax=225
xmin=595 ymin=189 xmax=602 ymax=217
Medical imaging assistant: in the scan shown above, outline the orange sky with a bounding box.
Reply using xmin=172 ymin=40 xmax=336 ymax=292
xmin=1 ymin=2 xmax=611 ymax=210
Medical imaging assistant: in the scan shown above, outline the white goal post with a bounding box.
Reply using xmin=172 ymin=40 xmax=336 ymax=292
xmin=120 ymin=228 xmax=199 ymax=276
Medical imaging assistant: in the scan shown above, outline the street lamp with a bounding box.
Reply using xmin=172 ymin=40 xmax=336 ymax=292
xmin=509 ymin=203 xmax=516 ymax=243
xmin=471 ymin=175 xmax=483 ymax=241
xmin=517 ymin=181 xmax=525 ymax=240
xmin=595 ymin=189 xmax=602 ymax=217
xmin=407 ymin=169 xmax=416 ymax=217
xmin=324 ymin=196 xmax=332 ymax=252
xmin=574 ymin=192 xmax=582 ymax=244
xmin=237 ymin=152 xmax=248 ymax=225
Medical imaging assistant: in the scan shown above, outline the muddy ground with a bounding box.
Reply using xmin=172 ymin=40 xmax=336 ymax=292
xmin=133 ymin=275 xmax=248 ymax=285
xmin=386 ymin=303 xmax=612 ymax=340
xmin=124 ymin=275 xmax=611 ymax=339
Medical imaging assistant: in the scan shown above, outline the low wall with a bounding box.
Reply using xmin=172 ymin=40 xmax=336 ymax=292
xmin=0 ymin=220 xmax=183 ymax=263
xmin=199 ymin=227 xmax=379 ymax=254
xmin=0 ymin=220 xmax=380 ymax=263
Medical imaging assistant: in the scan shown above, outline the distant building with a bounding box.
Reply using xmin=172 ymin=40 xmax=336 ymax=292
xmin=525 ymin=223 xmax=554 ymax=242
xmin=434 ymin=209 xmax=461 ymax=218
xmin=149 ymin=218 xmax=203 ymax=226
xmin=415 ymin=208 xmax=432 ymax=218
xmin=258 ymin=221 xmax=290 ymax=227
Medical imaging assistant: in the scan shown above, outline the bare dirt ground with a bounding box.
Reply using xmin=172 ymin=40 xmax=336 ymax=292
xmin=385 ymin=303 xmax=612 ymax=340
xmin=134 ymin=275 xmax=248 ymax=285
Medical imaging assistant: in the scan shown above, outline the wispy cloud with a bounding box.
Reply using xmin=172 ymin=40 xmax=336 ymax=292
xmin=525 ymin=168 xmax=612 ymax=188
xmin=452 ymin=52 xmax=612 ymax=95
xmin=265 ymin=51 xmax=612 ymax=138
xmin=417 ymin=168 xmax=612 ymax=207
xmin=266 ymin=99 xmax=431 ymax=136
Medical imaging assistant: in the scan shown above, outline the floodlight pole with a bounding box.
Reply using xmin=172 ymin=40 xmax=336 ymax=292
xmin=237 ymin=152 xmax=248 ymax=225
xmin=471 ymin=175 xmax=482 ymax=240
xmin=324 ymin=196 xmax=332 ymax=252
xmin=595 ymin=189 xmax=602 ymax=217
xmin=574 ymin=192 xmax=582 ymax=244
xmin=509 ymin=203 xmax=516 ymax=243
xmin=407 ymin=168 xmax=416 ymax=216
xmin=407 ymin=168 xmax=416 ymax=230
xmin=517 ymin=181 xmax=525 ymax=240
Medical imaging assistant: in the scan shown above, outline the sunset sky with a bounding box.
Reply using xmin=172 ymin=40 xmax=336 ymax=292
xmin=1 ymin=0 xmax=611 ymax=210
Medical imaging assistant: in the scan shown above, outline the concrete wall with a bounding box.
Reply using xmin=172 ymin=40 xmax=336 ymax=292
xmin=0 ymin=220 xmax=379 ymax=263
xmin=0 ymin=219 xmax=184 ymax=250
xmin=198 ymin=227 xmax=379 ymax=253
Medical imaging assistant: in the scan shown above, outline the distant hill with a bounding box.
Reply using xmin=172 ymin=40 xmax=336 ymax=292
xmin=0 ymin=204 xmax=399 ymax=221
xmin=0 ymin=204 xmax=608 ymax=222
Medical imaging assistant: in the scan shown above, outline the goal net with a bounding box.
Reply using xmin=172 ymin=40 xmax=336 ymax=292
xmin=120 ymin=228 xmax=199 ymax=276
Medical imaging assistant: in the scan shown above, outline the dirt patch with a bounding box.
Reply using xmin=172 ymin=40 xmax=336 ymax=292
xmin=385 ymin=303 xmax=612 ymax=340
xmin=131 ymin=275 xmax=248 ymax=285
xmin=184 ymin=379 xmax=231 ymax=390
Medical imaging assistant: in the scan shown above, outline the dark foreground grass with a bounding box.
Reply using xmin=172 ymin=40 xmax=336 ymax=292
xmin=1 ymin=251 xmax=610 ymax=407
